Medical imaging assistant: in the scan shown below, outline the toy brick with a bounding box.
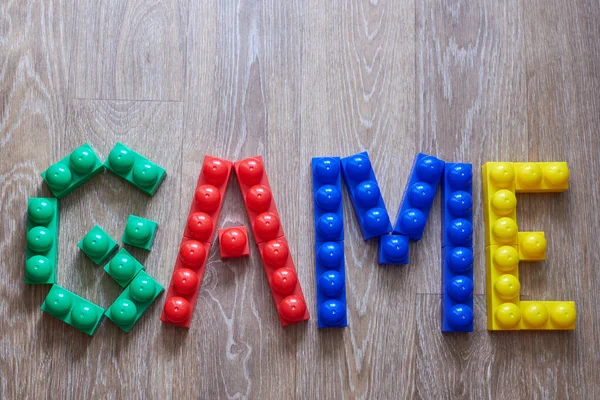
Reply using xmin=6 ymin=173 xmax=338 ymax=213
xmin=41 ymin=143 xmax=104 ymax=198
xmin=441 ymin=163 xmax=473 ymax=248
xmin=378 ymin=234 xmax=409 ymax=265
xmin=257 ymin=236 xmax=310 ymax=326
xmin=315 ymin=241 xmax=347 ymax=328
xmin=122 ymin=215 xmax=158 ymax=251
xmin=482 ymin=162 xmax=519 ymax=247
xmin=485 ymin=245 xmax=521 ymax=330
xmin=161 ymin=156 xmax=232 ymax=328
xmin=104 ymin=142 xmax=166 ymax=196
xmin=519 ymin=301 xmax=576 ymax=330
xmin=441 ymin=246 xmax=474 ymax=332
xmin=25 ymin=198 xmax=59 ymax=284
xmin=78 ymin=225 xmax=119 ymax=265
xmin=218 ymin=226 xmax=250 ymax=259
xmin=517 ymin=232 xmax=547 ymax=261
xmin=41 ymin=284 xmax=105 ymax=335
xmin=514 ymin=162 xmax=570 ymax=193
xmin=312 ymin=157 xmax=344 ymax=242
xmin=393 ymin=153 xmax=445 ymax=241
xmin=340 ymin=151 xmax=392 ymax=240
xmin=105 ymin=270 xmax=164 ymax=332
xmin=234 ymin=156 xmax=285 ymax=244
xmin=103 ymin=248 xmax=145 ymax=288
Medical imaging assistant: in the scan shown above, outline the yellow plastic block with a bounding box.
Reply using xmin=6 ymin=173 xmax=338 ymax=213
xmin=514 ymin=162 xmax=570 ymax=193
xmin=519 ymin=301 xmax=576 ymax=330
xmin=486 ymin=245 xmax=521 ymax=330
xmin=518 ymin=232 xmax=547 ymax=261
xmin=482 ymin=163 xmax=519 ymax=246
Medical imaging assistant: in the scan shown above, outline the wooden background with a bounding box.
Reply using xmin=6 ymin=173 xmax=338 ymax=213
xmin=1 ymin=0 xmax=599 ymax=398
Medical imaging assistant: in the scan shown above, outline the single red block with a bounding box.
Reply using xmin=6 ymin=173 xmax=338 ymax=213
xmin=218 ymin=226 xmax=250 ymax=259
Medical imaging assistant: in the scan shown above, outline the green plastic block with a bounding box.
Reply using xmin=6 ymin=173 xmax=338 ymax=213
xmin=122 ymin=215 xmax=158 ymax=251
xmin=103 ymin=142 xmax=166 ymax=196
xmin=105 ymin=271 xmax=164 ymax=332
xmin=78 ymin=225 xmax=119 ymax=265
xmin=25 ymin=198 xmax=59 ymax=284
xmin=103 ymin=248 xmax=145 ymax=288
xmin=41 ymin=284 xmax=105 ymax=335
xmin=41 ymin=143 xmax=104 ymax=198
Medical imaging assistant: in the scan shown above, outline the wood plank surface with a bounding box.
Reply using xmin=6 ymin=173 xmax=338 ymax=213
xmin=1 ymin=0 xmax=599 ymax=398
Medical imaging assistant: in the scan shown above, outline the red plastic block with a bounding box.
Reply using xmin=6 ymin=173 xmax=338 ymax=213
xmin=161 ymin=156 xmax=232 ymax=328
xmin=218 ymin=226 xmax=250 ymax=259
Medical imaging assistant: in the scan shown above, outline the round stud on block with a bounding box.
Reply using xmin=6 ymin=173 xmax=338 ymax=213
xmin=70 ymin=304 xmax=99 ymax=330
xmin=237 ymin=158 xmax=264 ymax=186
xmin=447 ymin=276 xmax=473 ymax=303
xmin=550 ymin=303 xmax=576 ymax=328
xmin=544 ymin=163 xmax=570 ymax=187
xmin=318 ymin=270 xmax=344 ymax=297
xmin=447 ymin=305 xmax=473 ymax=330
xmin=447 ymin=218 xmax=473 ymax=245
xmin=520 ymin=233 xmax=547 ymax=259
xmin=45 ymin=163 xmax=72 ymax=190
xmin=315 ymin=185 xmax=341 ymax=211
xmin=129 ymin=274 xmax=157 ymax=303
xmin=69 ymin=146 xmax=97 ymax=174
xmin=516 ymin=163 xmax=543 ymax=188
xmin=279 ymin=295 xmax=307 ymax=322
xmin=363 ymin=208 xmax=391 ymax=236
xmin=319 ymin=300 xmax=346 ymax=327
xmin=271 ymin=267 xmax=298 ymax=295
xmin=28 ymin=198 xmax=55 ymax=225
xmin=254 ymin=212 xmax=281 ymax=241
xmin=186 ymin=212 xmax=213 ymax=242
xmin=415 ymin=156 xmax=444 ymax=183
xmin=44 ymin=288 xmax=73 ymax=316
xmin=447 ymin=190 xmax=473 ymax=217
xmin=81 ymin=231 xmax=109 ymax=258
xmin=316 ymin=242 xmax=343 ymax=269
xmin=179 ymin=240 xmax=207 ymax=268
xmin=489 ymin=163 xmax=515 ymax=188
xmin=408 ymin=182 xmax=434 ymax=209
xmin=381 ymin=236 xmax=409 ymax=263
xmin=194 ymin=184 xmax=221 ymax=213
xmin=447 ymin=164 xmax=473 ymax=188
xmin=355 ymin=181 xmax=381 ymax=208
xmin=398 ymin=209 xmax=426 ymax=236
xmin=202 ymin=158 xmax=229 ymax=185
xmin=172 ymin=268 xmax=199 ymax=295
xmin=27 ymin=226 xmax=54 ymax=253
xmin=246 ymin=185 xmax=272 ymax=213
xmin=163 ymin=297 xmax=191 ymax=323
xmin=495 ymin=302 xmax=522 ymax=329
xmin=25 ymin=255 xmax=53 ymax=282
xmin=316 ymin=213 xmax=343 ymax=241
xmin=313 ymin=158 xmax=340 ymax=183
xmin=448 ymin=247 xmax=473 ymax=274
xmin=521 ymin=302 xmax=549 ymax=328
xmin=492 ymin=217 xmax=518 ymax=243
xmin=494 ymin=274 xmax=520 ymax=300
xmin=110 ymin=299 xmax=138 ymax=327
xmin=345 ymin=154 xmax=372 ymax=181
xmin=125 ymin=219 xmax=152 ymax=245
xmin=107 ymin=146 xmax=135 ymax=173
xmin=491 ymin=189 xmax=517 ymax=216
xmin=132 ymin=161 xmax=159 ymax=188
xmin=493 ymin=246 xmax=519 ymax=272
xmin=108 ymin=253 xmax=136 ymax=282
xmin=262 ymin=239 xmax=289 ymax=268
xmin=221 ymin=228 xmax=248 ymax=255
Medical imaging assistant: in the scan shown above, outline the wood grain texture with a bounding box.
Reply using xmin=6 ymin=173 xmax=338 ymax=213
xmin=1 ymin=0 xmax=599 ymax=398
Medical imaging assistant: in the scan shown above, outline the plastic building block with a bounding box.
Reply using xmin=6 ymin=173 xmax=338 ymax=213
xmin=103 ymin=249 xmax=145 ymax=288
xmin=218 ymin=226 xmax=250 ymax=259
xmin=340 ymin=152 xmax=392 ymax=240
xmin=41 ymin=143 xmax=104 ymax=198
xmin=519 ymin=301 xmax=576 ymax=330
xmin=442 ymin=246 xmax=474 ymax=332
xmin=104 ymin=142 xmax=166 ymax=196
xmin=122 ymin=215 xmax=158 ymax=251
xmin=41 ymin=284 xmax=105 ymax=335
xmin=78 ymin=225 xmax=119 ymax=265
xmin=105 ymin=271 xmax=164 ymax=332
xmin=257 ymin=236 xmax=310 ymax=326
xmin=378 ymin=234 xmax=409 ymax=265
xmin=482 ymin=162 xmax=519 ymax=247
xmin=161 ymin=156 xmax=232 ymax=328
xmin=518 ymin=232 xmax=547 ymax=261
xmin=25 ymin=198 xmax=59 ymax=284
xmin=312 ymin=157 xmax=344 ymax=242
xmin=441 ymin=163 xmax=473 ymax=248
xmin=315 ymin=242 xmax=347 ymax=328
xmin=514 ymin=162 xmax=570 ymax=193
xmin=485 ymin=244 xmax=521 ymax=330
xmin=393 ymin=153 xmax=445 ymax=241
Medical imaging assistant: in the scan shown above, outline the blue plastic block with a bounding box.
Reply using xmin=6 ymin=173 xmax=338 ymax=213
xmin=340 ymin=152 xmax=392 ymax=240
xmin=442 ymin=163 xmax=473 ymax=247
xmin=393 ymin=153 xmax=445 ymax=241
xmin=312 ymin=157 xmax=344 ymax=242
xmin=315 ymin=242 xmax=347 ymax=328
xmin=442 ymin=246 xmax=474 ymax=332
xmin=378 ymin=234 xmax=409 ymax=265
